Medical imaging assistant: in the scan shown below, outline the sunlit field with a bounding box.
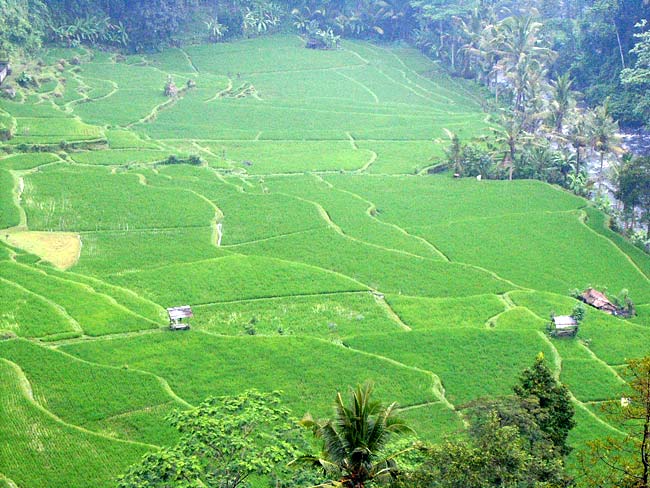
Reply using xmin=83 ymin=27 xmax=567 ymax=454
xmin=0 ymin=34 xmax=649 ymax=487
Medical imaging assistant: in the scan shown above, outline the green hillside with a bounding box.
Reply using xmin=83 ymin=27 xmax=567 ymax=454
xmin=0 ymin=35 xmax=648 ymax=486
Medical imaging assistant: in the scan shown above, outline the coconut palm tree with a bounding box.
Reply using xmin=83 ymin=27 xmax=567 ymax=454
xmin=491 ymin=14 xmax=555 ymax=115
xmin=294 ymin=383 xmax=412 ymax=488
xmin=565 ymin=109 xmax=591 ymax=178
xmin=547 ymin=73 xmax=576 ymax=133
xmin=588 ymin=100 xmax=624 ymax=192
xmin=491 ymin=111 xmax=534 ymax=180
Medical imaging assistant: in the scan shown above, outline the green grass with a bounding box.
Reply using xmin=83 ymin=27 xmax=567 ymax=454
xmin=75 ymin=227 xmax=224 ymax=276
xmin=62 ymin=331 xmax=437 ymax=417
xmin=70 ymin=149 xmax=170 ymax=166
xmin=398 ymin=403 xmax=465 ymax=444
xmin=266 ymin=175 xmax=440 ymax=258
xmin=387 ymin=294 xmax=505 ymax=329
xmin=191 ymin=292 xmax=402 ymax=338
xmin=0 ymin=339 xmax=183 ymax=445
xmin=207 ymin=140 xmax=371 ymax=173
xmin=40 ymin=265 xmax=166 ymax=324
xmin=13 ymin=116 xmax=102 ymax=141
xmin=23 ymin=165 xmax=215 ymax=232
xmin=420 ymin=211 xmax=650 ymax=302
xmin=0 ymin=261 xmax=158 ymax=336
xmin=0 ymin=152 xmax=60 ymax=170
xmin=105 ymin=129 xmax=161 ymax=149
xmin=578 ymin=313 xmax=650 ymax=365
xmin=347 ymin=329 xmax=555 ymax=405
xmin=508 ymin=290 xmax=578 ymax=318
xmin=493 ymin=307 xmax=547 ymax=330
xmin=0 ymin=359 xmax=149 ymax=488
xmin=109 ymin=254 xmax=367 ymax=306
xmin=560 ymin=359 xmax=625 ymax=402
xmin=0 ymin=278 xmax=77 ymax=338
xmin=233 ymin=228 xmax=512 ymax=298
xmin=0 ymin=169 xmax=19 ymax=228
xmin=583 ymin=206 xmax=650 ymax=281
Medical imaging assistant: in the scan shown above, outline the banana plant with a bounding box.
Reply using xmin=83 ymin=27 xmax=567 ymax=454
xmin=205 ymin=16 xmax=228 ymax=42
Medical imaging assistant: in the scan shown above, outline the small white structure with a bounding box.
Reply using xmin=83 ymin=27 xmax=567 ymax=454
xmin=167 ymin=305 xmax=193 ymax=330
xmin=621 ymin=397 xmax=632 ymax=407
xmin=550 ymin=315 xmax=578 ymax=338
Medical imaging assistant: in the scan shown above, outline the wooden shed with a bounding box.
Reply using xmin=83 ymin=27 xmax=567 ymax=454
xmin=167 ymin=305 xmax=192 ymax=330
xmin=580 ymin=288 xmax=618 ymax=315
xmin=0 ymin=63 xmax=11 ymax=86
xmin=549 ymin=315 xmax=578 ymax=338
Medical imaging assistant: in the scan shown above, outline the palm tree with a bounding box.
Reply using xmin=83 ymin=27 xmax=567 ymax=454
xmin=565 ymin=110 xmax=591 ymax=178
xmin=443 ymin=128 xmax=463 ymax=175
xmin=548 ymin=73 xmax=576 ymax=133
xmin=588 ymin=100 xmax=624 ymax=192
xmin=491 ymin=14 xmax=555 ymax=115
xmin=491 ymin=111 xmax=534 ymax=180
xmin=294 ymin=383 xmax=412 ymax=488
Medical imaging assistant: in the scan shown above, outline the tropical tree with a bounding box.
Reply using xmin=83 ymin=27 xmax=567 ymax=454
xmin=514 ymin=353 xmax=575 ymax=456
xmin=243 ymin=2 xmax=282 ymax=37
xmin=580 ymin=356 xmax=650 ymax=488
xmin=491 ymin=13 xmax=556 ymax=116
xmin=491 ymin=111 xmax=534 ymax=180
xmin=616 ymin=156 xmax=650 ymax=236
xmin=588 ymin=100 xmax=624 ymax=192
xmin=206 ymin=16 xmax=228 ymax=42
xmin=394 ymin=396 xmax=572 ymax=488
xmin=118 ymin=390 xmax=305 ymax=488
xmin=565 ymin=109 xmax=592 ymax=178
xmin=294 ymin=383 xmax=412 ymax=488
xmin=548 ymin=73 xmax=577 ymax=132
xmin=442 ymin=128 xmax=463 ymax=175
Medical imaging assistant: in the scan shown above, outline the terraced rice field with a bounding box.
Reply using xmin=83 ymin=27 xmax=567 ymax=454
xmin=0 ymin=35 xmax=649 ymax=486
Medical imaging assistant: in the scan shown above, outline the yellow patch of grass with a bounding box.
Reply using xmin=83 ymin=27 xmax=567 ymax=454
xmin=3 ymin=231 xmax=81 ymax=270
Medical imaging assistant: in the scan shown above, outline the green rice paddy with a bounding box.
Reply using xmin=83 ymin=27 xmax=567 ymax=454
xmin=1 ymin=35 xmax=649 ymax=486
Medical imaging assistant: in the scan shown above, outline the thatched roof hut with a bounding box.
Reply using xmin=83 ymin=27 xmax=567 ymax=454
xmin=550 ymin=315 xmax=578 ymax=337
xmin=167 ymin=305 xmax=192 ymax=330
xmin=580 ymin=288 xmax=618 ymax=315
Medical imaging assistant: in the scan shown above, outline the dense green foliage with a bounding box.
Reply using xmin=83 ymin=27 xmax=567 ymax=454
xmin=579 ymin=357 xmax=650 ymax=488
xmin=513 ymin=354 xmax=576 ymax=456
xmin=296 ymin=383 xmax=412 ymax=487
xmin=118 ymin=390 xmax=305 ymax=488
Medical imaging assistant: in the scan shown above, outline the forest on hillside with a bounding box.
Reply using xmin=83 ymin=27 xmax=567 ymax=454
xmin=2 ymin=0 xmax=650 ymax=127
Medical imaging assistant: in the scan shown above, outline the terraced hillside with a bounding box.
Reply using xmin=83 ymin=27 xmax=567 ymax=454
xmin=1 ymin=35 xmax=649 ymax=487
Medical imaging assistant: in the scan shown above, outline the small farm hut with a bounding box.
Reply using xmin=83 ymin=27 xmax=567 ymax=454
xmin=167 ymin=305 xmax=192 ymax=330
xmin=580 ymin=288 xmax=618 ymax=315
xmin=549 ymin=315 xmax=578 ymax=338
xmin=0 ymin=62 xmax=11 ymax=86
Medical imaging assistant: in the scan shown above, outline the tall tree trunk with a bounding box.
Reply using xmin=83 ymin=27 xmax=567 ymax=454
xmin=599 ymin=151 xmax=604 ymax=192
xmin=451 ymin=40 xmax=455 ymax=70
xmin=615 ymin=25 xmax=626 ymax=69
